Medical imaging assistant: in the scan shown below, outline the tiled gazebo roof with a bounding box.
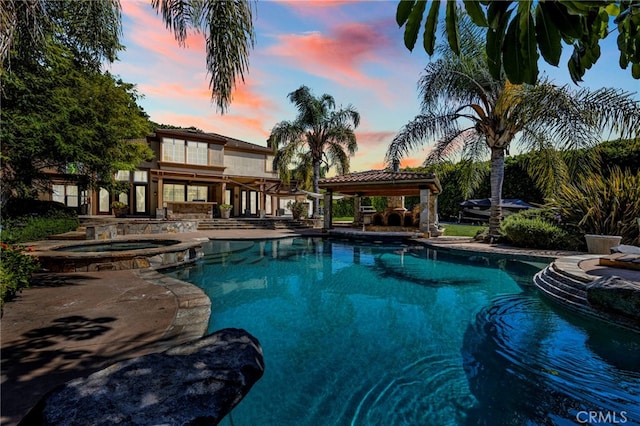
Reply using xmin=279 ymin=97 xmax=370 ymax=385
xmin=319 ymin=169 xmax=441 ymax=196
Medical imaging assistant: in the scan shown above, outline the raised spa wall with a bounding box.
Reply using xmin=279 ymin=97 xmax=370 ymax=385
xmin=38 ymin=242 xmax=203 ymax=273
xmin=86 ymin=220 xmax=198 ymax=240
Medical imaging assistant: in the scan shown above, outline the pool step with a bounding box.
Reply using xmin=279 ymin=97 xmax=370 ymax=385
xmin=197 ymin=218 xmax=310 ymax=231
xmin=534 ymin=264 xmax=588 ymax=308
xmin=534 ymin=261 xmax=640 ymax=333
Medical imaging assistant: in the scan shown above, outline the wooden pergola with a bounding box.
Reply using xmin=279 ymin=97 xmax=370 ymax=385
xmin=318 ymin=170 xmax=442 ymax=236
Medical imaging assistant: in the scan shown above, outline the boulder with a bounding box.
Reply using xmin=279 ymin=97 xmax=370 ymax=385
xmin=611 ymin=244 xmax=640 ymax=255
xmin=22 ymin=328 xmax=264 ymax=426
xmin=586 ymin=276 xmax=640 ymax=322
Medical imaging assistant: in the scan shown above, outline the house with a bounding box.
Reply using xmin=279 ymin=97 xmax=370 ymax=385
xmin=42 ymin=129 xmax=293 ymax=218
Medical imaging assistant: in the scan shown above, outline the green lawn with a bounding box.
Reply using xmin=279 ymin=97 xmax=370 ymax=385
xmin=441 ymin=223 xmax=486 ymax=237
xmin=333 ymin=217 xmax=354 ymax=222
xmin=331 ymin=217 xmax=485 ymax=237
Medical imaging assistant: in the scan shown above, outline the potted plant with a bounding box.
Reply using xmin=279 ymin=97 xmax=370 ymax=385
xmin=111 ymin=201 xmax=128 ymax=218
xmin=219 ymin=203 xmax=232 ymax=219
xmin=287 ymin=200 xmax=308 ymax=220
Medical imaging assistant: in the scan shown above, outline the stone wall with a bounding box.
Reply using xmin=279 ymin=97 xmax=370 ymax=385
xmin=84 ymin=220 xmax=198 ymax=240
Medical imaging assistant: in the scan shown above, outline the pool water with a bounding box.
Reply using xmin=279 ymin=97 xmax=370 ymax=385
xmin=165 ymin=238 xmax=640 ymax=426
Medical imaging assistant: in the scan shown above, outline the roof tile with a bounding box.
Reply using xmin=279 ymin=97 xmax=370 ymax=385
xmin=319 ymin=169 xmax=436 ymax=184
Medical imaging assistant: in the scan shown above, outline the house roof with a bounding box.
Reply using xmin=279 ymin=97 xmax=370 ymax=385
xmin=151 ymin=129 xmax=272 ymax=155
xmin=206 ymin=132 xmax=273 ymax=154
xmin=319 ymin=169 xmax=442 ymax=196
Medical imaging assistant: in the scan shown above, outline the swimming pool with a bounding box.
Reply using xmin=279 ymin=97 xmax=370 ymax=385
xmin=165 ymin=238 xmax=640 ymax=425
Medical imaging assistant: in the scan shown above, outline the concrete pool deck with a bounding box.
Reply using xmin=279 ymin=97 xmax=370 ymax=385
xmin=2 ymin=228 xmax=638 ymax=425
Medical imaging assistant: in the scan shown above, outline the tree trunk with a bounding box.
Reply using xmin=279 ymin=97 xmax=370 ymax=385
xmin=488 ymin=146 xmax=505 ymax=240
xmin=312 ymin=159 xmax=321 ymax=218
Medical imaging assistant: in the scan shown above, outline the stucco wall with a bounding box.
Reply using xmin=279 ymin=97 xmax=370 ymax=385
xmin=224 ymin=151 xmax=277 ymax=178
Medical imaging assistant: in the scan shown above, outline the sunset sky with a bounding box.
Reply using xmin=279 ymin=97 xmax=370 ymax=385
xmin=109 ymin=0 xmax=640 ymax=172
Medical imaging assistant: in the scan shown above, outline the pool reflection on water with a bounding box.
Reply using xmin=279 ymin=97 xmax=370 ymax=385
xmin=164 ymin=238 xmax=640 ymax=426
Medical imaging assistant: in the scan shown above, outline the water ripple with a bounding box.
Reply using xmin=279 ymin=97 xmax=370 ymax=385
xmin=348 ymin=351 xmax=476 ymax=426
xmin=462 ymin=294 xmax=640 ymax=425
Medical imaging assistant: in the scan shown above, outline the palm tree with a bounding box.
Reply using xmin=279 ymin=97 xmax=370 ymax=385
xmin=386 ymin=15 xmax=640 ymax=240
xmin=269 ymin=85 xmax=360 ymax=218
xmin=1 ymin=0 xmax=254 ymax=113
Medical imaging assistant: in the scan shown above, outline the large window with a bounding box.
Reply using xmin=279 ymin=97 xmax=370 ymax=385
xmin=163 ymin=184 xmax=185 ymax=202
xmin=162 ymin=138 xmax=208 ymax=165
xmin=162 ymin=138 xmax=185 ymax=163
xmin=187 ymin=141 xmax=208 ymax=165
xmin=187 ymin=185 xmax=208 ymax=201
xmin=135 ymin=186 xmax=146 ymax=213
xmin=133 ymin=171 xmax=148 ymax=183
xmin=52 ymin=184 xmax=79 ymax=207
xmin=115 ymin=170 xmax=130 ymax=181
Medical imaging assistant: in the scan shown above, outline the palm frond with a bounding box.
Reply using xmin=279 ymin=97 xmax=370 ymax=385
xmin=325 ymin=142 xmax=351 ymax=175
xmin=524 ymin=146 xmax=570 ymax=198
xmin=201 ymin=0 xmax=254 ymax=113
xmin=456 ymin=159 xmax=489 ymax=199
xmin=151 ymin=0 xmax=193 ymax=45
xmin=426 ymin=127 xmax=481 ymax=164
xmin=385 ymin=111 xmax=463 ymax=166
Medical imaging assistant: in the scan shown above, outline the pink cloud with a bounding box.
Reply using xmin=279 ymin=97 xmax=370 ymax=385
xmin=276 ymin=0 xmax=355 ymax=20
xmin=265 ymin=21 xmax=392 ymax=93
xmin=355 ymin=130 xmax=396 ymax=149
xmin=121 ymin=1 xmax=205 ymax=67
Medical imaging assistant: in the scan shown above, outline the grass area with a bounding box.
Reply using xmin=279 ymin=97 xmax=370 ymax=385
xmin=330 ymin=217 xmax=485 ymax=238
xmin=441 ymin=222 xmax=486 ymax=237
xmin=333 ymin=217 xmax=354 ymax=222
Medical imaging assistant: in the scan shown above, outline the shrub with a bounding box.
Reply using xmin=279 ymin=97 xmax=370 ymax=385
xmin=1 ymin=199 xmax=80 ymax=243
xmin=546 ymin=167 xmax=640 ymax=244
xmin=501 ymin=214 xmax=573 ymax=249
xmin=110 ymin=201 xmax=127 ymax=209
xmin=1 ymin=217 xmax=80 ymax=243
xmin=2 ymin=199 xmax=75 ymax=219
xmin=287 ymin=200 xmax=309 ymax=219
xmin=0 ymin=244 xmax=39 ymax=309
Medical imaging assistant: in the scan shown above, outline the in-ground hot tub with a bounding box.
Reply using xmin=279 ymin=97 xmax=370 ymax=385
xmin=53 ymin=239 xmax=181 ymax=252
xmin=38 ymin=239 xmax=203 ymax=272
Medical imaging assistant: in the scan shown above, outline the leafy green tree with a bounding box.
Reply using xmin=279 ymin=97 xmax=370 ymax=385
xmin=396 ymin=0 xmax=640 ymax=84
xmin=269 ymin=86 xmax=360 ymax=217
xmin=1 ymin=0 xmax=255 ymax=112
xmin=1 ymin=39 xmax=153 ymax=199
xmin=386 ymin=14 xmax=640 ymax=239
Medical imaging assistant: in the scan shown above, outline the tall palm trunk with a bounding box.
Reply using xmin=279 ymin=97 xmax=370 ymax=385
xmin=488 ymin=145 xmax=505 ymax=240
xmin=312 ymin=159 xmax=321 ymax=218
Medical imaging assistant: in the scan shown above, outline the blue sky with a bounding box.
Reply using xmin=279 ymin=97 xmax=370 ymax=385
xmin=110 ymin=0 xmax=640 ymax=171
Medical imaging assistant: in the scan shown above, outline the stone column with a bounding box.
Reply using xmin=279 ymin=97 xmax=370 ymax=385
xmin=323 ymin=191 xmax=333 ymax=231
xmin=353 ymin=196 xmax=361 ymax=225
xmin=419 ymin=188 xmax=430 ymax=236
xmin=157 ymin=177 xmax=164 ymax=208
xmin=233 ymin=186 xmax=241 ymax=216
xmin=259 ymin=183 xmax=266 ymax=217
xmin=429 ymin=193 xmax=439 ymax=235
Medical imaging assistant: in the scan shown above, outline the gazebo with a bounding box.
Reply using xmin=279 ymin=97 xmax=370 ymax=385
xmin=318 ymin=170 xmax=442 ymax=237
